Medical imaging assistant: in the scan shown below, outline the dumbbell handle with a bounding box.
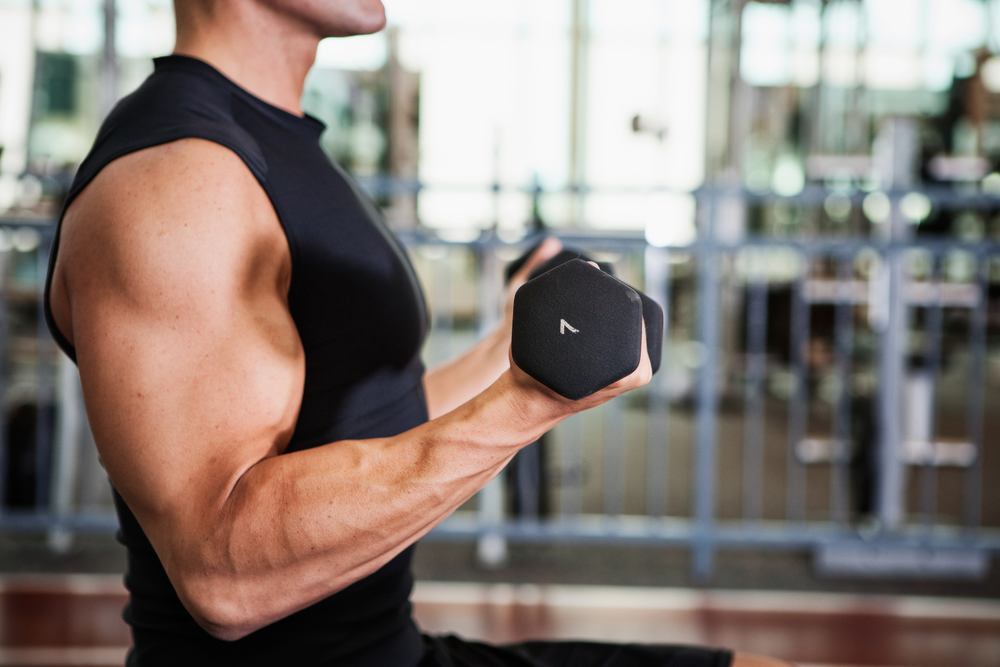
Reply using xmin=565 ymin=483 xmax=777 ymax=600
xmin=505 ymin=242 xmax=615 ymax=284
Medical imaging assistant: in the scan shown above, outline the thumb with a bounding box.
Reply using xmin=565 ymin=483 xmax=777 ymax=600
xmin=510 ymin=237 xmax=562 ymax=285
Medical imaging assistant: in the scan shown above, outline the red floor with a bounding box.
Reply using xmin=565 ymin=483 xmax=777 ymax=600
xmin=1 ymin=577 xmax=998 ymax=666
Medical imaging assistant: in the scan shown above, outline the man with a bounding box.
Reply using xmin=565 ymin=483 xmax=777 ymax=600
xmin=44 ymin=1 xmax=782 ymax=665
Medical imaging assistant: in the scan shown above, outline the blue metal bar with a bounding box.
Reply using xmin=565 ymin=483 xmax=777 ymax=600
xmin=347 ymin=177 xmax=1000 ymax=212
xmin=743 ymin=252 xmax=768 ymax=523
xmin=34 ymin=244 xmax=54 ymax=511
xmin=644 ymin=247 xmax=671 ymax=517
xmin=562 ymin=413 xmax=585 ymax=517
xmin=5 ymin=510 xmax=1000 ymax=554
xmin=6 ymin=218 xmax=1000 ymax=257
xmin=877 ymin=247 xmax=908 ymax=532
xmin=692 ymin=197 xmax=721 ymax=580
xmin=602 ymin=401 xmax=625 ymax=517
xmin=919 ymin=253 xmax=944 ymax=530
xmin=0 ymin=512 xmax=119 ymax=533
xmin=471 ymin=243 xmax=507 ymax=563
xmin=964 ymin=258 xmax=989 ymax=530
xmin=787 ymin=255 xmax=810 ymax=522
xmin=431 ymin=245 xmax=454 ymax=364
xmin=0 ymin=241 xmax=8 ymax=513
xmin=831 ymin=252 xmax=854 ymax=526
xmin=426 ymin=516 xmax=1000 ymax=551
xmin=2 ymin=219 xmax=997 ymax=564
xmin=0 ymin=219 xmax=57 ymax=231
xmin=398 ymin=232 xmax=1000 ymax=258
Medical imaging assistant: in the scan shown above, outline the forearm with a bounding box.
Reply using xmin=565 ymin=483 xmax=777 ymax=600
xmin=179 ymin=370 xmax=560 ymax=640
xmin=423 ymin=324 xmax=509 ymax=419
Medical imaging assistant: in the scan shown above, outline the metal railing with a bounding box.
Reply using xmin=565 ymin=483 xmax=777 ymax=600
xmin=0 ymin=200 xmax=997 ymax=580
xmin=403 ymin=219 xmax=1000 ymax=579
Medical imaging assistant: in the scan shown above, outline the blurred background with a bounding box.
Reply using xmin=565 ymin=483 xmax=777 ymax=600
xmin=1 ymin=0 xmax=1000 ymax=665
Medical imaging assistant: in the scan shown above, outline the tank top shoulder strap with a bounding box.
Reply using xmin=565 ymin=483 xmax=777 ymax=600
xmin=66 ymin=121 xmax=268 ymax=207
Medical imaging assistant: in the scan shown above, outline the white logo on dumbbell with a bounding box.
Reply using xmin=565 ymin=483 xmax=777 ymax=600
xmin=560 ymin=319 xmax=579 ymax=335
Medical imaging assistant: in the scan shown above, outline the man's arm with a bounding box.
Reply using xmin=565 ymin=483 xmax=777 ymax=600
xmin=423 ymin=238 xmax=562 ymax=419
xmin=55 ymin=139 xmax=650 ymax=641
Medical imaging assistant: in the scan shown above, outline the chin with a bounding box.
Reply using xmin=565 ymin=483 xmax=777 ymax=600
xmin=260 ymin=0 xmax=385 ymax=37
xmin=295 ymin=0 xmax=387 ymax=37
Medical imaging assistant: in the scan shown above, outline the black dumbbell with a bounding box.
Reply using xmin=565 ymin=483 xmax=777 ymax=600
xmin=504 ymin=240 xmax=615 ymax=283
xmin=507 ymin=243 xmax=662 ymax=377
xmin=511 ymin=259 xmax=663 ymax=400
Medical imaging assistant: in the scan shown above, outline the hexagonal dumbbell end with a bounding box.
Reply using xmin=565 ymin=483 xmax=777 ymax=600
xmin=511 ymin=259 xmax=644 ymax=400
xmin=638 ymin=290 xmax=663 ymax=375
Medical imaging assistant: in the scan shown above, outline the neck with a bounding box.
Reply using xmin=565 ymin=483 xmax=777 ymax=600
xmin=173 ymin=2 xmax=318 ymax=115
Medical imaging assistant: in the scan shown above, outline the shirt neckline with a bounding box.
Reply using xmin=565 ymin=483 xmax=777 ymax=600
xmin=153 ymin=53 xmax=327 ymax=137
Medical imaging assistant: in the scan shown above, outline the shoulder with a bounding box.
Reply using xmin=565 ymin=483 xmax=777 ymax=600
xmin=59 ymin=138 xmax=284 ymax=311
xmin=68 ymin=138 xmax=270 ymax=248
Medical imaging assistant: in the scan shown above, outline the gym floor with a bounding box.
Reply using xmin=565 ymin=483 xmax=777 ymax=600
xmin=2 ymin=575 xmax=998 ymax=667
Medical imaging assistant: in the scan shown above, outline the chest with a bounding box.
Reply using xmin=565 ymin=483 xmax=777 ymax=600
xmin=261 ymin=142 xmax=428 ymax=380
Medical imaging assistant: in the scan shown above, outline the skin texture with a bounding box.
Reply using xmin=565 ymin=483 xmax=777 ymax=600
xmin=48 ymin=3 xmax=792 ymax=664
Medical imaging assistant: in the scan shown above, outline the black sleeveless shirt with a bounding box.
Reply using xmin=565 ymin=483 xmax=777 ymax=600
xmin=43 ymin=55 xmax=431 ymax=666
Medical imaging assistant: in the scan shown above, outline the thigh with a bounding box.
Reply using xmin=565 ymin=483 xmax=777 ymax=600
xmin=421 ymin=634 xmax=732 ymax=667
xmin=420 ymin=634 xmax=537 ymax=667
xmin=513 ymin=640 xmax=733 ymax=667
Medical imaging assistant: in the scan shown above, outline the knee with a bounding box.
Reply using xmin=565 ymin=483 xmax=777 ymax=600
xmin=731 ymin=653 xmax=796 ymax=667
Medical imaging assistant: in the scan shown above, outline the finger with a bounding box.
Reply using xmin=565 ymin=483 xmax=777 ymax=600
xmin=510 ymin=237 xmax=562 ymax=285
xmin=637 ymin=318 xmax=652 ymax=380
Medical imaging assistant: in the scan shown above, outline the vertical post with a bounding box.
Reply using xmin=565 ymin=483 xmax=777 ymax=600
xmin=645 ymin=245 xmax=670 ymax=517
xmin=567 ymin=0 xmax=589 ymax=225
xmin=873 ymin=118 xmax=916 ymax=531
xmin=918 ymin=269 xmax=943 ymax=529
xmin=693 ymin=193 xmax=720 ymax=580
xmin=831 ymin=252 xmax=854 ymax=525
xmin=431 ymin=246 xmax=453 ymax=365
xmin=876 ymin=245 xmax=906 ymax=530
xmin=786 ymin=255 xmax=810 ymax=522
xmin=48 ymin=351 xmax=83 ymax=552
xmin=743 ymin=250 xmax=768 ymax=523
xmin=602 ymin=399 xmax=625 ymax=517
xmin=34 ymin=241 xmax=53 ymax=512
xmin=724 ymin=0 xmax=751 ymax=183
xmin=101 ymin=0 xmax=118 ymax=117
xmin=0 ymin=234 xmax=8 ymax=514
xmin=475 ymin=243 xmax=508 ymax=566
xmin=690 ymin=0 xmax=741 ymax=580
xmin=563 ymin=411 xmax=585 ymax=518
xmin=964 ymin=257 xmax=988 ymax=530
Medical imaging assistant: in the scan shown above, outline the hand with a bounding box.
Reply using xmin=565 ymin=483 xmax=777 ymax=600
xmin=507 ymin=317 xmax=654 ymax=421
xmin=499 ymin=237 xmax=563 ymax=342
